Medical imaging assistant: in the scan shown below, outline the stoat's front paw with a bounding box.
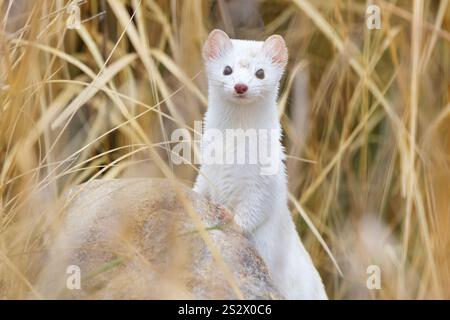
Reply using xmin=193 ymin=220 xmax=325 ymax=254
xmin=216 ymin=204 xmax=234 ymax=223
xmin=214 ymin=205 xmax=245 ymax=234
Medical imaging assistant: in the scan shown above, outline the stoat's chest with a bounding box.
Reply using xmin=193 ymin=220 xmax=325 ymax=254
xmin=200 ymin=99 xmax=285 ymax=210
xmin=204 ymin=163 xmax=261 ymax=210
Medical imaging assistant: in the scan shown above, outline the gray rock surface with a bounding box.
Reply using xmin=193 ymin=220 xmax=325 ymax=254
xmin=35 ymin=178 xmax=279 ymax=299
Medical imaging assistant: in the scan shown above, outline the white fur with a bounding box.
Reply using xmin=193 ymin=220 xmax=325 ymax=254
xmin=194 ymin=32 xmax=327 ymax=300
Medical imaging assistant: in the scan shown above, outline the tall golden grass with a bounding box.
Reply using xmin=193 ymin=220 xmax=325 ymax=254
xmin=0 ymin=0 xmax=449 ymax=299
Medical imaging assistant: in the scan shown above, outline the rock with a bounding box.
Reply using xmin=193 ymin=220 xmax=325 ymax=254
xmin=34 ymin=179 xmax=280 ymax=299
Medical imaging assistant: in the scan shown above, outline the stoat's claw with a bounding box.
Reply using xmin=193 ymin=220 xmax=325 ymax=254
xmin=214 ymin=205 xmax=244 ymax=233
xmin=215 ymin=205 xmax=234 ymax=224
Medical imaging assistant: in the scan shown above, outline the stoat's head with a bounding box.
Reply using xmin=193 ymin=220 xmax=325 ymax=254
xmin=203 ymin=29 xmax=288 ymax=105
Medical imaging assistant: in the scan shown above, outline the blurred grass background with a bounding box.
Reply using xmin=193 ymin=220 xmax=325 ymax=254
xmin=0 ymin=0 xmax=449 ymax=299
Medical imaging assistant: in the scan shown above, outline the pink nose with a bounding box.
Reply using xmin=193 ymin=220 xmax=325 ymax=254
xmin=234 ymin=83 xmax=248 ymax=94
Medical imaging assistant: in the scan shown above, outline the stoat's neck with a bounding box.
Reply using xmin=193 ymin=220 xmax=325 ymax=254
xmin=206 ymin=89 xmax=279 ymax=131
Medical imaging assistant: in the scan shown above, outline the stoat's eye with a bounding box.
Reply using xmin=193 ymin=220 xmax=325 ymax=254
xmin=223 ymin=66 xmax=233 ymax=76
xmin=255 ymin=69 xmax=265 ymax=79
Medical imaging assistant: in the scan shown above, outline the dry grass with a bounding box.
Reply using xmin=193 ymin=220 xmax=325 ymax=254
xmin=0 ymin=0 xmax=449 ymax=299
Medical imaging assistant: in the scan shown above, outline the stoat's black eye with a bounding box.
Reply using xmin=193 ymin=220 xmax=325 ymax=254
xmin=255 ymin=69 xmax=265 ymax=79
xmin=223 ymin=66 xmax=233 ymax=76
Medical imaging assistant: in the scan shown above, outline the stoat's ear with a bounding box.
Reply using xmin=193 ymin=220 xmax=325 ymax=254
xmin=262 ymin=35 xmax=288 ymax=69
xmin=203 ymin=29 xmax=232 ymax=61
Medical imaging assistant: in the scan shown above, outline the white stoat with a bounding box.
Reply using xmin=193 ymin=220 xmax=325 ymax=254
xmin=194 ymin=29 xmax=327 ymax=300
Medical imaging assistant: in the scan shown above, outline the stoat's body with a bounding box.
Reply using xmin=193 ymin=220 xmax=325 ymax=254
xmin=194 ymin=30 xmax=327 ymax=300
